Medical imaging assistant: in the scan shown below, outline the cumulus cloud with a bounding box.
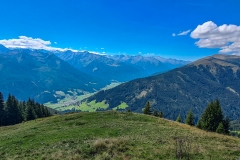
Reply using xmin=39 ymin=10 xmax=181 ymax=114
xmin=190 ymin=21 xmax=240 ymax=54
xmin=0 ymin=36 xmax=78 ymax=52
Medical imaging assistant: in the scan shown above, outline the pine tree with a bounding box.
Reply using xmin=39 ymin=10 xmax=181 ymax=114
xmin=153 ymin=110 xmax=158 ymax=117
xmin=185 ymin=109 xmax=194 ymax=126
xmin=216 ymin=122 xmax=225 ymax=134
xmin=159 ymin=111 xmax=164 ymax=118
xmin=143 ymin=101 xmax=151 ymax=115
xmin=176 ymin=114 xmax=182 ymax=123
xmin=5 ymin=94 xmax=22 ymax=125
xmin=0 ymin=92 xmax=5 ymax=126
xmin=198 ymin=99 xmax=224 ymax=132
xmin=26 ymin=105 xmax=37 ymax=121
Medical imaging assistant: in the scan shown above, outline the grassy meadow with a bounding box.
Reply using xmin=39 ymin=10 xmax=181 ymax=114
xmin=0 ymin=111 xmax=240 ymax=160
xmin=44 ymin=82 xmax=122 ymax=112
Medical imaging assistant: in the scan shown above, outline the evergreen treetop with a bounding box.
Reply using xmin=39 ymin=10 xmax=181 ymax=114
xmin=153 ymin=110 xmax=158 ymax=117
xmin=159 ymin=111 xmax=164 ymax=118
xmin=176 ymin=114 xmax=182 ymax=123
xmin=0 ymin=93 xmax=52 ymax=127
xmin=197 ymin=99 xmax=229 ymax=135
xmin=143 ymin=101 xmax=151 ymax=115
xmin=185 ymin=109 xmax=194 ymax=126
xmin=199 ymin=99 xmax=223 ymax=132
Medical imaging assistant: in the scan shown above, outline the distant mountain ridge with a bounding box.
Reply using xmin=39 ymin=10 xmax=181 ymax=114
xmin=55 ymin=51 xmax=144 ymax=82
xmin=56 ymin=51 xmax=189 ymax=83
xmin=87 ymin=54 xmax=240 ymax=120
xmin=0 ymin=49 xmax=105 ymax=103
xmin=0 ymin=44 xmax=189 ymax=105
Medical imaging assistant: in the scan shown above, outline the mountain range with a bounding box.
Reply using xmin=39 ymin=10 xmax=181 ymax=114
xmin=55 ymin=51 xmax=189 ymax=83
xmin=0 ymin=44 xmax=187 ymax=103
xmin=87 ymin=54 xmax=240 ymax=120
xmin=0 ymin=45 xmax=105 ymax=103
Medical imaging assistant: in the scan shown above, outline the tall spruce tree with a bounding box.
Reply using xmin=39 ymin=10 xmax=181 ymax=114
xmin=5 ymin=94 xmax=22 ymax=125
xmin=0 ymin=92 xmax=5 ymax=126
xmin=143 ymin=101 xmax=151 ymax=115
xmin=185 ymin=109 xmax=194 ymax=126
xmin=197 ymin=99 xmax=224 ymax=132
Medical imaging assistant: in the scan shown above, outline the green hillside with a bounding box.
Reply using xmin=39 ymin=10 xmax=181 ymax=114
xmin=0 ymin=112 xmax=240 ymax=159
xmin=87 ymin=54 xmax=240 ymax=120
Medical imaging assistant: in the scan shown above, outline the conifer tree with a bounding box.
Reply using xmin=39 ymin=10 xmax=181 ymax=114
xmin=0 ymin=92 xmax=5 ymax=126
xmin=153 ymin=110 xmax=158 ymax=117
xmin=26 ymin=105 xmax=37 ymax=121
xmin=143 ymin=101 xmax=151 ymax=115
xmin=5 ymin=94 xmax=22 ymax=125
xmin=176 ymin=114 xmax=182 ymax=123
xmin=159 ymin=111 xmax=164 ymax=118
xmin=199 ymin=99 xmax=223 ymax=132
xmin=185 ymin=109 xmax=194 ymax=126
xmin=0 ymin=92 xmax=52 ymax=126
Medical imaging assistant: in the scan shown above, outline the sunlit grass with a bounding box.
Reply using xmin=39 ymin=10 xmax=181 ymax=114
xmin=0 ymin=112 xmax=240 ymax=159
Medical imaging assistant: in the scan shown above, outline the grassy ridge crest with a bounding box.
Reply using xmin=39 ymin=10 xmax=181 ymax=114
xmin=0 ymin=112 xmax=240 ymax=159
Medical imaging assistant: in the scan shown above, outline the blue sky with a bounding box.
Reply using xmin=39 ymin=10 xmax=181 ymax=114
xmin=0 ymin=0 xmax=240 ymax=60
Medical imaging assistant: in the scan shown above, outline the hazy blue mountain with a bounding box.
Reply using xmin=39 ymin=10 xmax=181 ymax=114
xmin=108 ymin=54 xmax=189 ymax=74
xmin=0 ymin=44 xmax=9 ymax=53
xmin=87 ymin=54 xmax=240 ymax=120
xmin=0 ymin=49 xmax=105 ymax=103
xmin=55 ymin=51 xmax=144 ymax=82
xmin=56 ymin=51 xmax=189 ymax=83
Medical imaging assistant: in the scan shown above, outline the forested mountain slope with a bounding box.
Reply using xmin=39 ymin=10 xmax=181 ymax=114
xmin=87 ymin=54 xmax=240 ymax=120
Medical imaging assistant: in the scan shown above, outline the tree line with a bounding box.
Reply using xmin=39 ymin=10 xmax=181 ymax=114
xmin=0 ymin=92 xmax=52 ymax=126
xmin=143 ymin=99 xmax=230 ymax=135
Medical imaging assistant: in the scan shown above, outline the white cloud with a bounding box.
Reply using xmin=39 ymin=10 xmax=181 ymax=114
xmin=54 ymin=42 xmax=57 ymax=44
xmin=0 ymin=36 xmax=78 ymax=52
xmin=190 ymin=21 xmax=240 ymax=54
xmin=178 ymin=30 xmax=191 ymax=36
xmin=172 ymin=30 xmax=191 ymax=37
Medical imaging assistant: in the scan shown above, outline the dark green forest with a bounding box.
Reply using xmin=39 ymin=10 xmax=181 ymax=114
xmin=0 ymin=92 xmax=52 ymax=126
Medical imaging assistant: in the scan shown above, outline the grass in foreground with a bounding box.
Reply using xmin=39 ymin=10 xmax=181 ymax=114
xmin=0 ymin=112 xmax=240 ymax=160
